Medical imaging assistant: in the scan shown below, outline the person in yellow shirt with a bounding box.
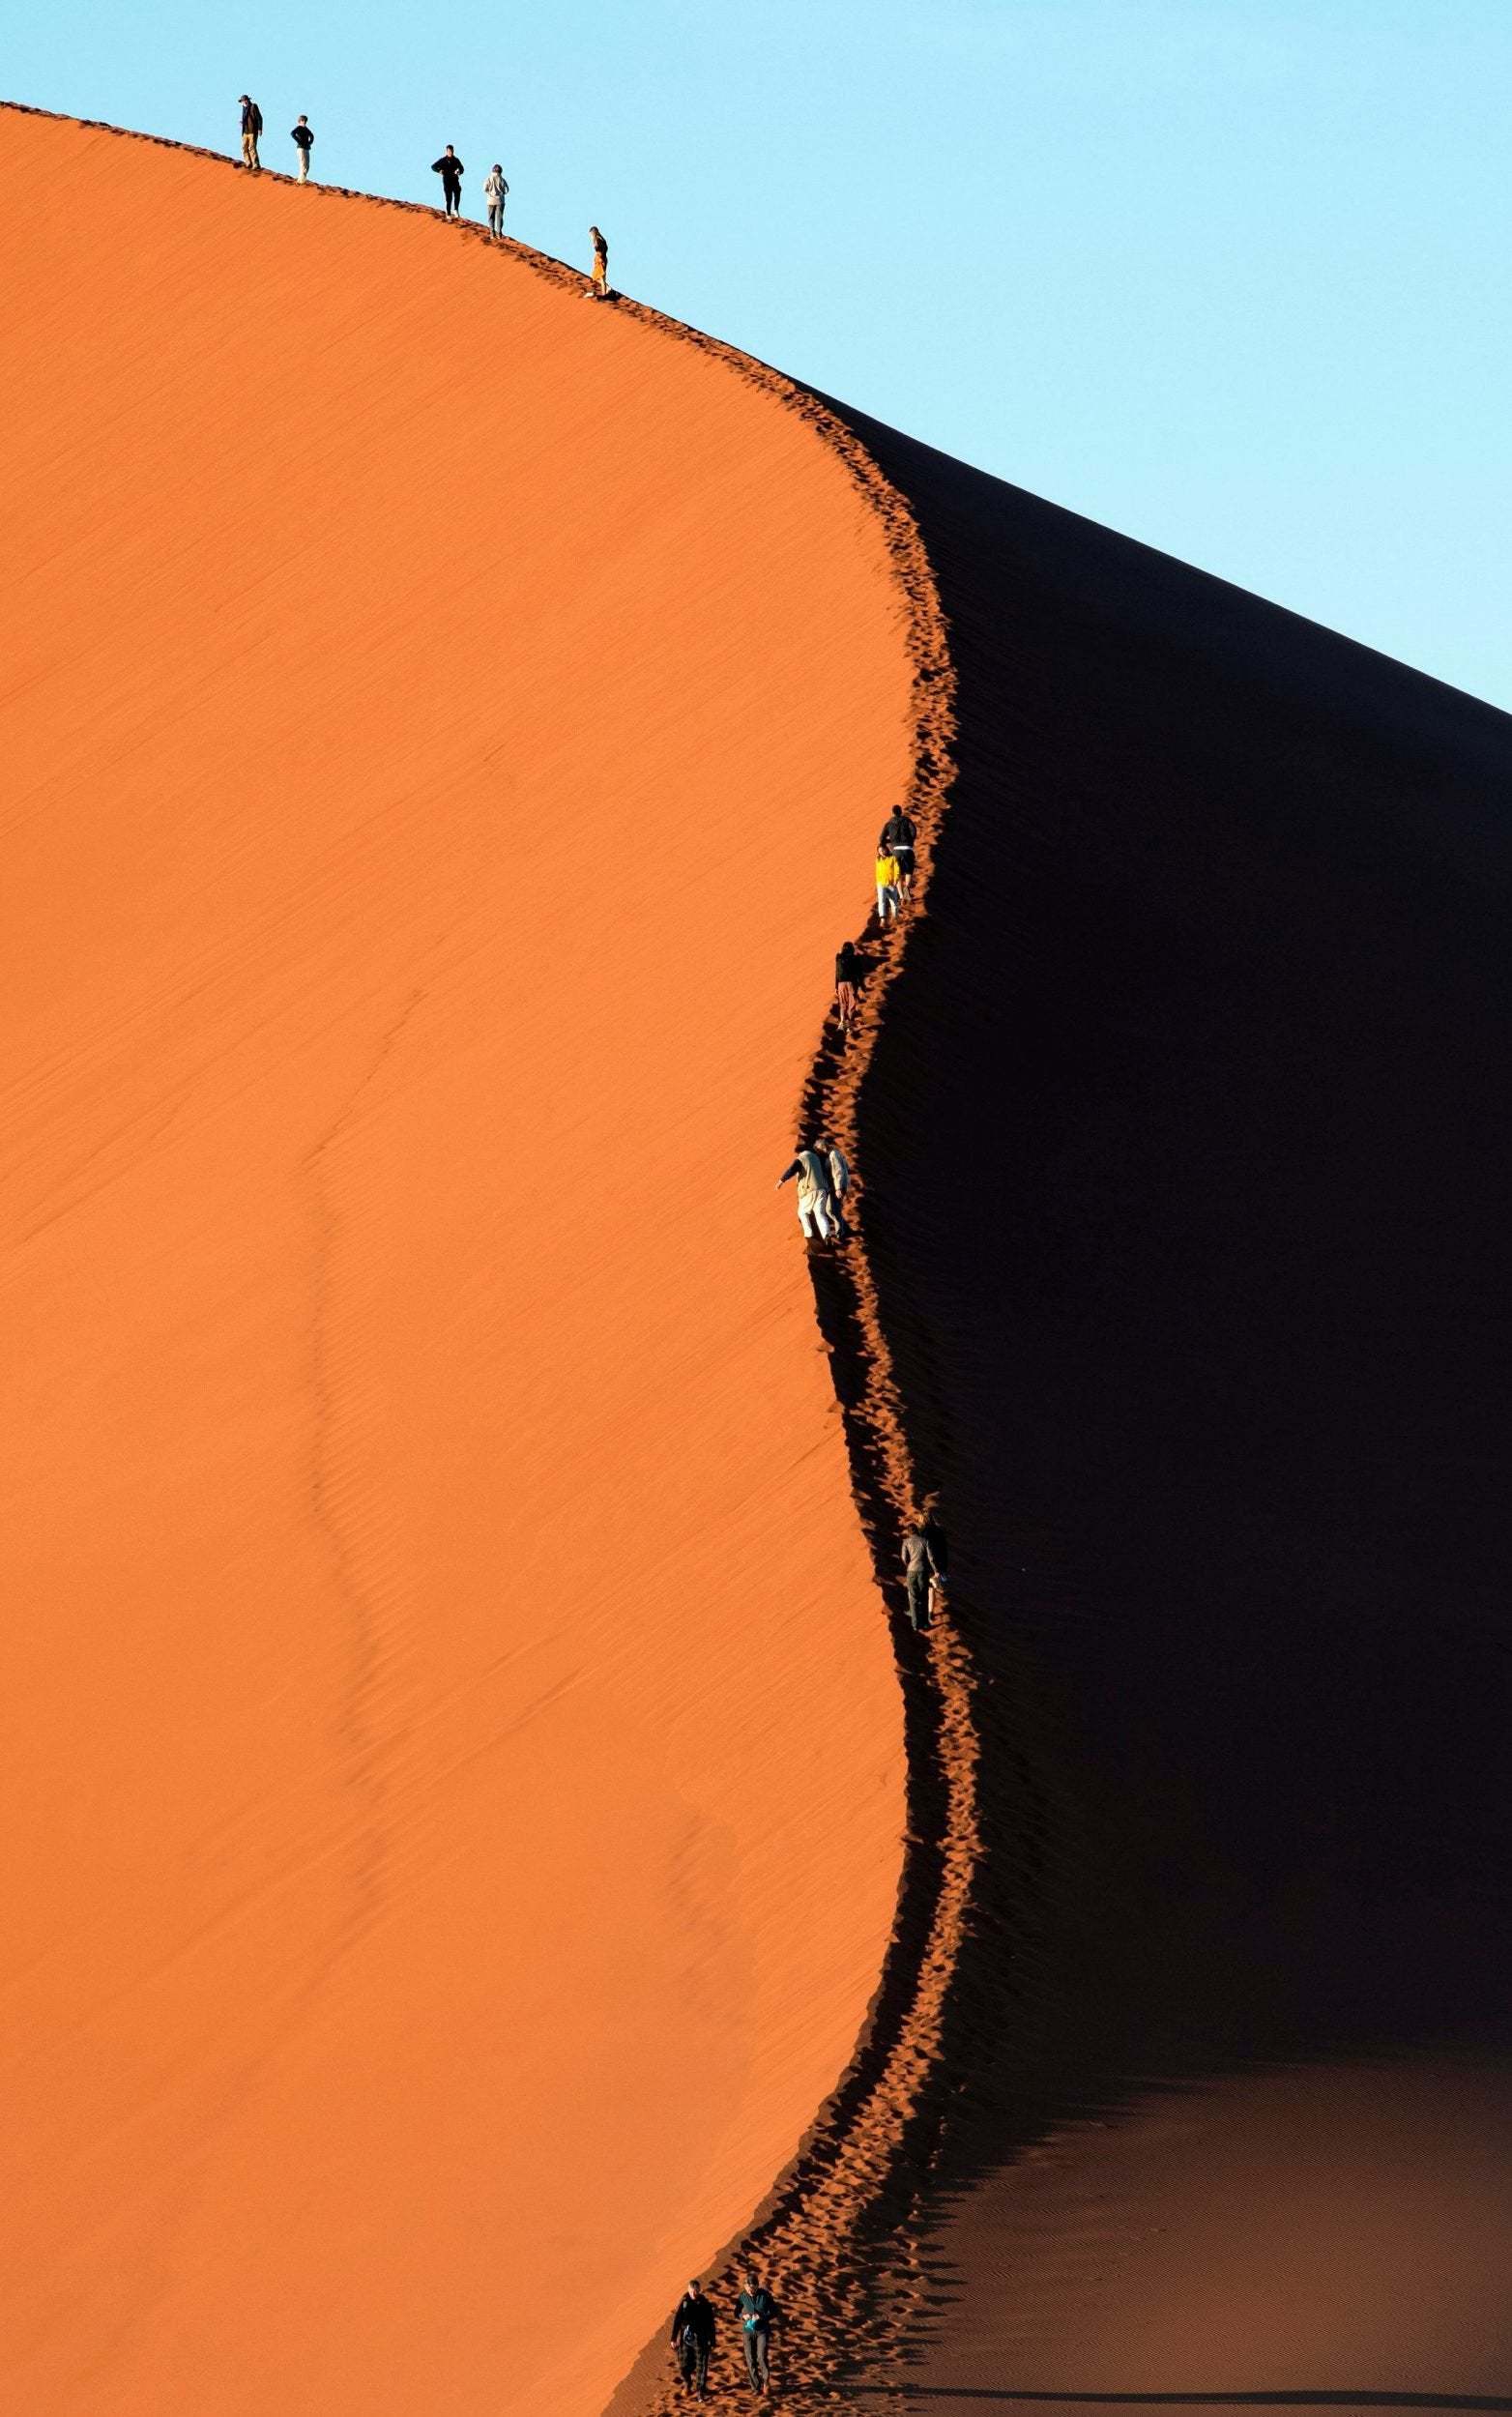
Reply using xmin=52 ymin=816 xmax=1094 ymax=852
xmin=876 ymin=849 xmax=901 ymax=923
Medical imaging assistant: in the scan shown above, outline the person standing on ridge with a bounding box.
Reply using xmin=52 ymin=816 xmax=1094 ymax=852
xmin=290 ymin=115 xmax=314 ymax=182
xmin=902 ymin=1515 xmax=945 ymax=1631
xmin=238 ymin=96 xmax=263 ymax=171
xmin=821 ymin=1133 xmax=852 ymax=1237
xmin=585 ymin=223 xmax=610 ymax=299
xmin=775 ymin=1146 xmax=835 ymax=1243
xmin=670 ymin=2279 xmax=715 ymax=2399
xmin=432 ymin=145 xmax=465 ymax=218
xmin=876 ymin=843 xmax=902 ymax=925
xmin=834 ymin=937 xmax=862 ymax=1034
xmin=923 ymin=1503 xmax=949 ymax=1618
xmin=879 ymin=803 xmax=916 ymax=901
xmin=482 ymin=162 xmax=509 ymax=238
xmin=735 ymin=2269 xmax=782 ymax=2397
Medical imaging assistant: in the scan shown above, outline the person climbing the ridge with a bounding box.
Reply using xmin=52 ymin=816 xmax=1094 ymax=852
xmin=834 ymin=937 xmax=862 ymax=1034
xmin=901 ymin=1515 xmax=944 ymax=1631
xmin=879 ymin=803 xmax=917 ymax=901
xmin=482 ymin=161 xmax=509 ymax=238
xmin=923 ymin=1502 xmax=949 ymax=1619
xmin=431 ymin=144 xmax=465 ymax=218
xmin=670 ymin=2279 xmax=715 ymax=2400
xmin=238 ymin=95 xmax=263 ymax=170
xmin=876 ymin=841 xmax=902 ymax=925
xmin=821 ymin=1132 xmax=852 ymax=1238
xmin=774 ymin=1144 xmax=835 ymax=1243
xmin=290 ymin=114 xmax=314 ymax=182
xmin=585 ymin=223 xmax=610 ymax=299
xmin=735 ymin=2268 xmax=783 ymax=2397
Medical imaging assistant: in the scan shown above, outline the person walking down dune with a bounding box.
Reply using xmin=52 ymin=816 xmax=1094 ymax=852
xmin=822 ymin=1133 xmax=852 ymax=1237
xmin=835 ymin=937 xmax=862 ymax=1034
xmin=775 ymin=1146 xmax=835 ymax=1242
xmin=432 ymin=145 xmax=464 ymax=218
xmin=670 ymin=2279 xmax=715 ymax=2399
xmin=736 ymin=2270 xmax=782 ymax=2396
xmin=482 ymin=163 xmax=509 ymax=238
xmin=290 ymin=115 xmax=313 ymax=182
xmin=585 ymin=224 xmax=610 ymax=299
xmin=238 ymin=96 xmax=262 ymax=171
xmin=879 ymin=803 xmax=916 ymax=900
xmin=876 ymin=845 xmax=902 ymax=924
xmin=901 ymin=1520 xmax=935 ymax=1630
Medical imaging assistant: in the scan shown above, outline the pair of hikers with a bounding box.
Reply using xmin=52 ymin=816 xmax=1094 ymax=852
xmin=875 ymin=805 xmax=916 ymax=925
xmin=670 ymin=2271 xmax=782 ymax=2399
xmin=901 ymin=1509 xmax=948 ymax=1630
xmin=775 ymin=1136 xmax=851 ymax=1244
xmin=236 ymin=99 xmax=313 ymax=179
xmin=429 ymin=147 xmax=510 ymax=234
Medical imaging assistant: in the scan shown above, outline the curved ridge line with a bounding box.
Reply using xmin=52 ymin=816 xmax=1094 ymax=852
xmin=0 ymin=102 xmax=978 ymax=2401
xmin=610 ymin=349 xmax=980 ymax=2410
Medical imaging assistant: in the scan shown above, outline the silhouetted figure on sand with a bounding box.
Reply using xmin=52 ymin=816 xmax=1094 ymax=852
xmin=670 ymin=2279 xmax=715 ymax=2399
xmin=923 ymin=1504 xmax=949 ymax=1616
xmin=432 ymin=145 xmax=464 ymax=218
xmin=238 ymin=96 xmax=262 ymax=171
xmin=775 ymin=1146 xmax=835 ymax=1243
xmin=290 ymin=115 xmax=313 ymax=182
xmin=879 ymin=803 xmax=916 ymax=900
xmin=834 ymin=937 xmax=861 ymax=1034
xmin=735 ymin=2270 xmax=782 ymax=2396
xmin=875 ymin=845 xmax=902 ymax=923
xmin=482 ymin=163 xmax=509 ymax=238
xmin=586 ymin=223 xmax=610 ymax=299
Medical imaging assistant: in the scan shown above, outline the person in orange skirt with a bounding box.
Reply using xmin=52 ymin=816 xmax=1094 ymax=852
xmin=586 ymin=224 xmax=610 ymax=299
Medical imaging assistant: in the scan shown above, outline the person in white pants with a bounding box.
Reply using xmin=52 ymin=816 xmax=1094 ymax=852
xmin=775 ymin=1146 xmax=835 ymax=1241
xmin=822 ymin=1134 xmax=852 ymax=1235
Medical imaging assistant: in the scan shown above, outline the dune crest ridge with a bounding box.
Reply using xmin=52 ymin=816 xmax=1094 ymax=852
xmin=0 ymin=102 xmax=982 ymax=2417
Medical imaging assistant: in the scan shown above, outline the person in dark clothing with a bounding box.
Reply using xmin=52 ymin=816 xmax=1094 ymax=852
xmin=238 ymin=96 xmax=263 ymax=171
xmin=290 ymin=115 xmax=314 ymax=182
xmin=878 ymin=805 xmax=916 ymax=899
xmin=670 ymin=2280 xmax=715 ymax=2399
xmin=432 ymin=145 xmax=465 ymax=218
xmin=835 ymin=938 xmax=862 ymax=1034
xmin=736 ymin=2271 xmax=782 ymax=2396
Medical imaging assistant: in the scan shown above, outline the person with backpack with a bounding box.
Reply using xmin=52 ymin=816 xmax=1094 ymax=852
xmin=585 ymin=224 xmax=610 ymax=299
xmin=735 ymin=2270 xmax=783 ymax=2396
xmin=879 ymin=804 xmax=917 ymax=900
xmin=290 ymin=115 xmax=314 ymax=182
xmin=238 ymin=96 xmax=263 ymax=171
xmin=875 ymin=844 xmax=902 ymax=925
xmin=431 ymin=145 xmax=465 ymax=218
xmin=774 ymin=1146 xmax=835 ymax=1243
xmin=482 ymin=163 xmax=509 ymax=238
xmin=834 ymin=937 xmax=862 ymax=1034
xmin=669 ymin=2279 xmax=715 ymax=2399
xmin=901 ymin=1520 xmax=936 ymax=1630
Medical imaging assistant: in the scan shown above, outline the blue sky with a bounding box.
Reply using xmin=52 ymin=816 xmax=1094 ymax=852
xmin=10 ymin=1 xmax=1509 ymax=709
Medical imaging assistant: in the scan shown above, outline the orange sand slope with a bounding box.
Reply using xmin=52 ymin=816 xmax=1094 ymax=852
xmin=0 ymin=109 xmax=913 ymax=2416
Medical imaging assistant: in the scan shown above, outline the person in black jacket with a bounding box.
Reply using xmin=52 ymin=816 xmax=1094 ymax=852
xmin=432 ymin=145 xmax=464 ymax=218
xmin=834 ymin=937 xmax=862 ymax=1034
xmin=290 ymin=115 xmax=314 ymax=182
xmin=878 ymin=805 xmax=916 ymax=899
xmin=238 ymin=96 xmax=263 ymax=171
xmin=670 ymin=2279 xmax=715 ymax=2398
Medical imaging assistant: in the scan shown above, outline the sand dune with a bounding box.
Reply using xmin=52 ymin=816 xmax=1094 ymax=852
xmin=7 ymin=92 xmax=1510 ymax=2417
xmin=0 ymin=106 xmax=918 ymax=2416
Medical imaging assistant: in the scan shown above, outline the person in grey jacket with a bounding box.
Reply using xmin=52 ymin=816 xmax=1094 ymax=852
xmin=901 ymin=1517 xmax=945 ymax=1630
xmin=482 ymin=163 xmax=509 ymax=237
xmin=775 ymin=1147 xmax=835 ymax=1242
xmin=820 ymin=1135 xmax=851 ymax=1237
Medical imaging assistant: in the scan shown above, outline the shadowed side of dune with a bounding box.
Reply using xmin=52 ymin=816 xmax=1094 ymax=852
xmin=821 ymin=410 xmax=1512 ymax=2399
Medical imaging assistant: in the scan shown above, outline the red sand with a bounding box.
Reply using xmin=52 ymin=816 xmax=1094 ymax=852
xmin=0 ymin=109 xmax=913 ymax=2416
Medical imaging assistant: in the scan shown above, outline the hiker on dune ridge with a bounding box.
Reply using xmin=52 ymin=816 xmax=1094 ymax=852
xmin=834 ymin=936 xmax=862 ymax=1034
xmin=238 ymin=95 xmax=262 ymax=170
xmin=670 ymin=2279 xmax=715 ymax=2399
xmin=482 ymin=162 xmax=509 ymax=238
xmin=775 ymin=1144 xmax=835 ymax=1243
xmin=586 ymin=223 xmax=610 ymax=299
xmin=290 ymin=115 xmax=313 ymax=182
xmin=432 ymin=144 xmax=464 ymax=218
xmin=735 ymin=2269 xmax=783 ymax=2397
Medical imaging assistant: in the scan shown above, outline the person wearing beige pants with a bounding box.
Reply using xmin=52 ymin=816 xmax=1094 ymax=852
xmin=238 ymin=95 xmax=262 ymax=170
xmin=291 ymin=115 xmax=313 ymax=180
